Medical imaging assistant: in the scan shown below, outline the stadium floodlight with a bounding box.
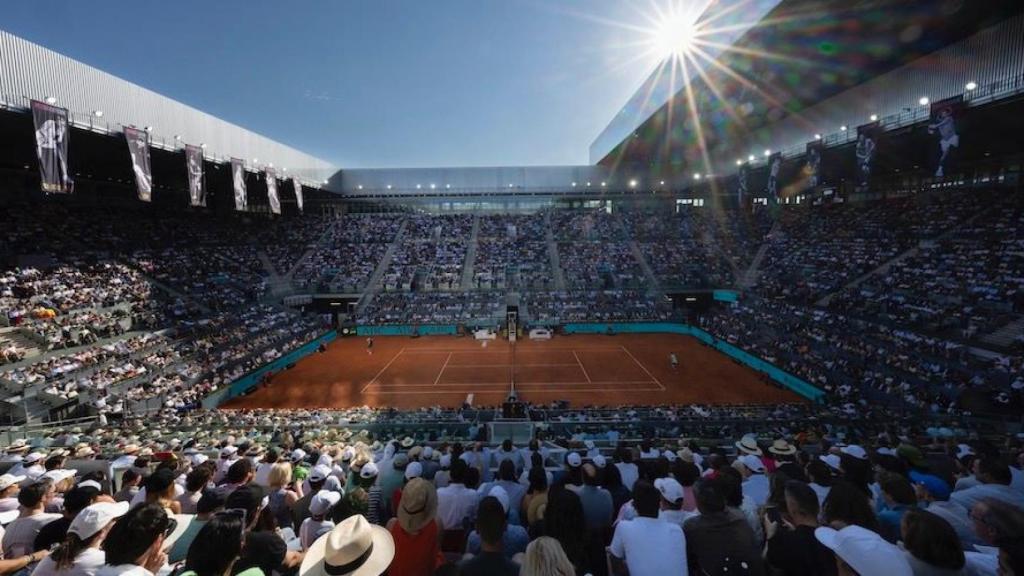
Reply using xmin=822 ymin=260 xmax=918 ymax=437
xmin=870 ymin=114 xmax=878 ymax=122
xmin=600 ymin=182 xmax=607 ymax=187
xmin=763 ymin=149 xmax=770 ymax=157
xmin=509 ymin=184 xmax=514 ymax=188
xmin=965 ymin=81 xmax=977 ymax=91
xmin=430 ymin=184 xmax=436 ymax=189
xmin=747 ymin=155 xmax=755 ymax=162
xmin=446 ymin=184 xmax=451 ymax=189
xmin=45 ymin=96 xmax=56 ymax=104
xmin=357 ymin=185 xmax=363 ymax=190
xmin=416 ymin=184 xmax=422 ymax=189
xmin=282 ymin=167 xmax=287 ymax=172
xmin=386 ymin=185 xmax=392 ymax=190
xmin=660 ymin=180 xmax=665 ymax=186
xmin=571 ymin=182 xmax=577 ymax=187
xmin=322 ymin=180 xmax=329 ymax=185
xmin=93 ymin=110 xmax=104 ymax=118
xmin=586 ymin=182 xmax=591 ymax=186
xmin=814 ymin=134 xmax=822 ymax=140
xmin=629 ymin=179 xmax=638 ymax=188
xmin=735 ymin=159 xmax=742 ymax=166
xmin=918 ymin=96 xmax=929 ymax=106
xmin=693 ymin=173 xmax=701 ymax=180
xmin=840 ymin=125 xmax=848 ymax=131
xmin=253 ymin=158 xmax=259 ymax=163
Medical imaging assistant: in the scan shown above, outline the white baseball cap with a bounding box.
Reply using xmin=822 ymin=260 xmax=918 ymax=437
xmin=404 ymin=462 xmax=423 ymax=480
xmin=41 ymin=469 xmax=77 ymax=484
xmin=360 ymin=461 xmax=379 ymax=479
xmin=592 ymin=454 xmax=607 ymax=469
xmin=308 ymin=464 xmax=332 ymax=483
xmin=77 ymin=480 xmax=103 ymax=492
xmin=69 ymin=501 xmax=130 ymax=539
xmin=815 ymin=525 xmax=912 ymax=576
xmin=819 ymin=454 xmax=842 ymax=471
xmin=421 ymin=446 xmax=434 ymax=460
xmin=24 ymin=452 xmax=45 ymax=464
xmin=291 ymin=448 xmax=307 ymax=463
xmin=220 ymin=446 xmax=238 ymax=457
xmin=489 ymin=485 xmax=509 ymax=514
xmin=654 ymin=477 xmax=685 ymax=504
xmin=840 ymin=445 xmax=868 ymax=460
xmin=0 ymin=474 xmax=25 ymax=491
xmin=566 ymin=453 xmax=582 ymax=468
xmin=739 ymin=454 xmax=765 ymax=473
xmin=439 ymin=454 xmax=452 ymax=468
xmin=189 ymin=453 xmax=209 ymax=467
xmin=309 ymin=491 xmax=342 ymax=517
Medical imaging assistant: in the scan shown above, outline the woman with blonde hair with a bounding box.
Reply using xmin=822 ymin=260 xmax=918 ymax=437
xmin=266 ymin=462 xmax=301 ymax=530
xmin=521 ymin=537 xmax=576 ymax=576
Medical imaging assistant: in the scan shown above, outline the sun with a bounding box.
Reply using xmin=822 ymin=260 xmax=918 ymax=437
xmin=653 ymin=12 xmax=700 ymax=59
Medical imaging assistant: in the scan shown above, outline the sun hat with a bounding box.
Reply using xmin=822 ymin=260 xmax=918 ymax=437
xmin=768 ymin=439 xmax=797 ymax=456
xmin=69 ymin=501 xmax=129 ymax=539
xmin=819 ymin=454 xmax=842 ymax=471
xmin=309 ymin=465 xmax=333 ymax=484
xmin=41 ymin=469 xmax=77 ymax=484
xmin=299 ymin=515 xmax=395 ymax=576
xmin=739 ymin=454 xmax=766 ymax=474
xmin=677 ymin=448 xmax=695 ymax=463
xmin=392 ymin=454 xmax=409 ymax=471
xmin=4 ymin=439 xmax=29 ymax=453
xmin=421 ymin=446 xmax=433 ymax=460
xmin=654 ymin=477 xmax=685 ymax=504
xmin=397 ymin=478 xmax=437 ymax=534
xmin=400 ymin=437 xmax=415 ymax=448
xmin=404 ymin=462 xmax=423 ymax=480
xmin=840 ymin=445 xmax=868 ymax=460
xmin=735 ymin=434 xmax=762 ymax=456
xmin=438 ymin=454 xmax=452 ymax=468
xmin=407 ymin=446 xmax=423 ymax=460
xmin=77 ymin=480 xmax=103 ymax=492
xmin=24 ymin=452 xmax=46 ymax=464
xmin=815 ymin=525 xmax=912 ymax=576
xmin=310 ymin=491 xmax=342 ymax=517
xmin=291 ymin=448 xmax=307 ymax=463
xmin=0 ymin=474 xmax=26 ymax=491
xmin=359 ymin=461 xmax=379 ymax=479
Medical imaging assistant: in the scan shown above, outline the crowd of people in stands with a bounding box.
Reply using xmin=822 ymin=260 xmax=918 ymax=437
xmin=0 ymin=422 xmax=1021 ymax=576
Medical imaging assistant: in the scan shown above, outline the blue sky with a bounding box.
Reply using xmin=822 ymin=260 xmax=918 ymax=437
xmin=2 ymin=1 xmax=668 ymax=168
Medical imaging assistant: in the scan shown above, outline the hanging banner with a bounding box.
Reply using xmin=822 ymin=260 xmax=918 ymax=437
xmin=185 ymin=145 xmax=206 ymax=207
xmin=805 ymin=141 xmax=823 ymax=191
xmin=123 ymin=127 xmax=153 ymax=202
xmin=854 ymin=122 xmax=879 ymax=194
xmin=736 ymin=163 xmax=749 ymax=208
xmin=929 ymin=95 xmax=964 ymax=178
xmin=266 ymin=167 xmax=280 ymax=215
xmin=765 ymin=152 xmax=782 ymax=202
xmin=293 ymin=178 xmax=304 ymax=212
xmin=31 ymin=100 xmax=73 ymax=194
xmin=231 ymin=158 xmax=247 ymax=211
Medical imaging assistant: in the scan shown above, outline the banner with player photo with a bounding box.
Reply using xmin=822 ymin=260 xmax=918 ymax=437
xmin=929 ymin=95 xmax=964 ymax=178
xmin=185 ymin=145 xmax=206 ymax=207
xmin=736 ymin=163 xmax=749 ymax=208
xmin=231 ymin=158 xmax=247 ymax=211
xmin=31 ymin=100 xmax=73 ymax=194
xmin=123 ymin=127 xmax=153 ymax=202
xmin=855 ymin=121 xmax=880 ymax=193
xmin=765 ymin=152 xmax=782 ymax=202
xmin=293 ymin=178 xmax=304 ymax=212
xmin=266 ymin=168 xmax=280 ymax=215
xmin=805 ymin=141 xmax=823 ymax=191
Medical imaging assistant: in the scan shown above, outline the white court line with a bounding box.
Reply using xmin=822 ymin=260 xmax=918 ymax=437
xmin=360 ymin=347 xmax=406 ymax=393
xmin=369 ymin=385 xmax=665 ymax=395
xmin=399 ymin=347 xmax=627 ymax=353
xmin=618 ymin=345 xmax=665 ymax=390
xmin=442 ymin=363 xmax=581 ymax=368
xmin=433 ymin=352 xmax=453 ymax=386
xmin=572 ymin=350 xmax=592 ymax=383
xmin=372 ymin=380 xmax=658 ymax=388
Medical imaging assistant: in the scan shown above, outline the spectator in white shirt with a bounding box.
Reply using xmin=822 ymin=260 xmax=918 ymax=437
xmin=738 ymin=454 xmax=770 ymax=507
xmin=436 ymin=460 xmax=479 ymax=531
xmin=2 ymin=480 xmax=61 ymax=559
xmin=299 ymin=490 xmax=341 ymax=550
xmin=95 ymin=503 xmax=170 ymax=576
xmin=614 ymin=448 xmax=639 ymax=491
xmin=610 ymin=480 xmax=688 ymax=576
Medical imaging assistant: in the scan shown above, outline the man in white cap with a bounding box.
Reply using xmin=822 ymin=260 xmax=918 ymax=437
xmin=814 ymin=524 xmax=913 ymax=575
xmin=738 ymin=454 xmax=770 ymax=506
xmin=610 ymin=480 xmax=687 ymax=576
xmin=299 ymin=491 xmax=342 ymax=550
xmin=10 ymin=452 xmax=46 ymax=481
xmin=110 ymin=445 xmax=140 ymax=471
xmin=654 ymin=477 xmax=695 ymax=527
xmin=214 ymin=445 xmax=240 ymax=484
xmin=298 ymin=515 xmax=394 ymax=576
xmin=0 ymin=474 xmax=25 ymax=513
xmin=292 ymin=465 xmax=332 ymax=529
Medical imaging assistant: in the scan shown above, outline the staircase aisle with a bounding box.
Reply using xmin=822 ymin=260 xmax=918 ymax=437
xmin=460 ymin=215 xmax=481 ymax=290
xmin=545 ymin=212 xmax=567 ymax=291
xmin=357 ymin=220 xmax=408 ymax=314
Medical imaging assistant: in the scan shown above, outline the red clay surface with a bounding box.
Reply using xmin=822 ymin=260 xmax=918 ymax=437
xmin=221 ymin=334 xmax=802 ymax=410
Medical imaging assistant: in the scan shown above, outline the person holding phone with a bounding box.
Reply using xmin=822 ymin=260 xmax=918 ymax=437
xmin=763 ymin=480 xmax=836 ymax=576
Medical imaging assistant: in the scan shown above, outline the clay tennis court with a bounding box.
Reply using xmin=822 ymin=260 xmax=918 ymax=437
xmin=221 ymin=334 xmax=803 ymax=409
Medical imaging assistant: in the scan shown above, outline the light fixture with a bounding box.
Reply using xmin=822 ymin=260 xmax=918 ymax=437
xmin=92 ymin=110 xmax=104 ymax=118
xmin=430 ymin=184 xmax=436 ymax=189
xmin=693 ymin=173 xmax=701 ymax=180
xmin=763 ymin=149 xmax=771 ymax=157
xmin=386 ymin=185 xmax=392 ymax=190
xmin=268 ymin=163 xmax=273 ymax=168
xmin=445 ymin=184 xmax=450 ymax=189
xmin=840 ymin=125 xmax=848 ymax=131
xmin=919 ymin=97 xmax=929 ymax=106
xmin=571 ymin=182 xmax=577 ymax=187
xmin=659 ymin=180 xmax=665 ymax=186
xmin=44 ymin=96 xmax=57 ymax=105
xmin=253 ymin=158 xmax=259 ymax=163
xmin=965 ymin=81 xmax=977 ymax=91
xmin=748 ymin=155 xmax=755 ymax=162
xmin=735 ymin=159 xmax=743 ymax=166
xmin=600 ymin=182 xmax=607 ymax=187
xmin=357 ymin=185 xmax=363 ymax=190
xmin=416 ymin=184 xmax=422 ymax=189
xmin=586 ymin=182 xmax=591 ymax=186
xmin=870 ymin=114 xmax=878 ymax=122
xmin=814 ymin=134 xmax=822 ymax=140
xmin=508 ymin=184 xmax=514 ymax=188
xmin=629 ymin=179 xmax=637 ymax=188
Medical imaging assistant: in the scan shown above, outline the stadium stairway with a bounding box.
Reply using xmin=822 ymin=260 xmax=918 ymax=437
xmin=357 ymin=220 xmax=409 ymax=314
xmin=814 ymin=204 xmax=1000 ymax=307
xmin=544 ymin=212 xmax=567 ymax=291
xmin=628 ymin=240 xmax=662 ymax=295
xmin=739 ymin=217 xmax=780 ymax=289
xmin=283 ymin=222 xmax=345 ymax=282
xmin=460 ymin=215 xmax=481 ymax=290
xmin=257 ymin=252 xmax=294 ymax=299
xmin=981 ymin=315 xmax=1024 ymax=350
xmin=0 ymin=327 xmax=41 ymax=362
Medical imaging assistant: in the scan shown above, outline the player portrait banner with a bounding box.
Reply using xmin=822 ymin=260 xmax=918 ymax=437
xmin=31 ymin=100 xmax=73 ymax=194
xmin=185 ymin=145 xmax=206 ymax=207
xmin=231 ymin=158 xmax=247 ymax=211
xmin=855 ymin=121 xmax=879 ymax=194
xmin=123 ymin=127 xmax=153 ymax=202
xmin=765 ymin=152 xmax=782 ymax=202
xmin=293 ymin=178 xmax=304 ymax=212
xmin=805 ymin=141 xmax=823 ymax=191
xmin=736 ymin=163 xmax=749 ymax=208
xmin=929 ymin=95 xmax=964 ymax=178
xmin=266 ymin=168 xmax=280 ymax=215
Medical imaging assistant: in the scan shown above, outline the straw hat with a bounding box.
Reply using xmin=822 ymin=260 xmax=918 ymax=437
xmin=735 ymin=434 xmax=763 ymax=456
xmin=768 ymin=439 xmax=797 ymax=456
xmin=300 ymin=515 xmax=394 ymax=576
xmin=397 ymin=478 xmax=437 ymax=534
